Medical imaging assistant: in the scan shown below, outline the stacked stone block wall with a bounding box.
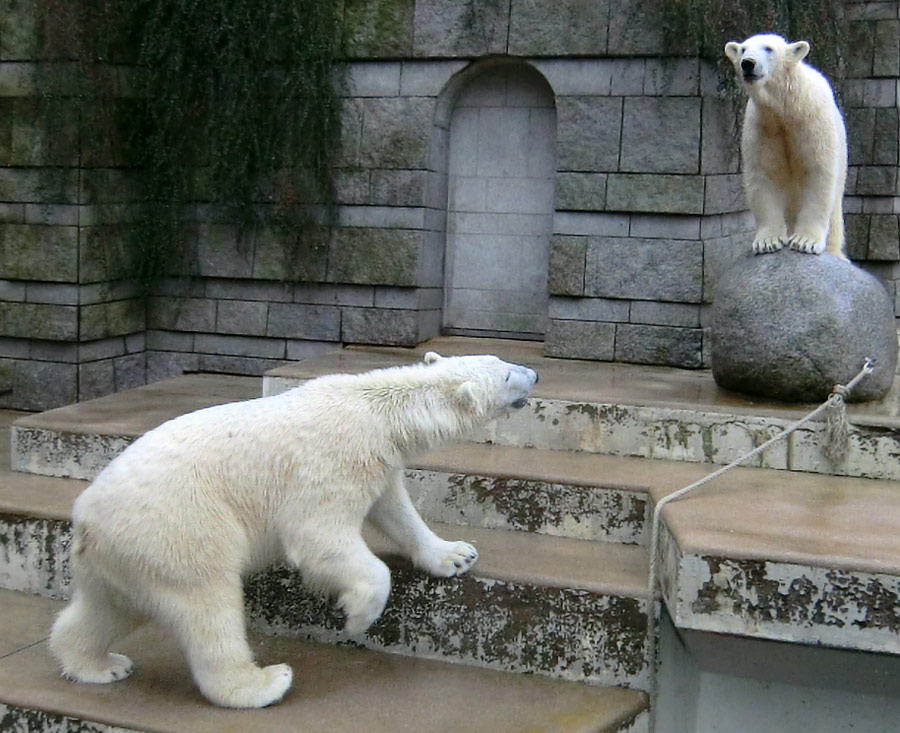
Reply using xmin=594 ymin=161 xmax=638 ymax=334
xmin=1 ymin=0 xmax=898 ymax=408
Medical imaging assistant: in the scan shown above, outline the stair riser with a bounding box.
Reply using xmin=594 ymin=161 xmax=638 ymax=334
xmin=16 ymin=399 xmax=900 ymax=483
xmin=406 ymin=469 xmax=648 ymax=545
xmin=246 ymin=565 xmax=650 ymax=689
xmin=0 ymin=514 xmax=650 ymax=690
xmin=0 ymin=704 xmax=138 ymax=733
xmin=658 ymin=525 xmax=900 ymax=657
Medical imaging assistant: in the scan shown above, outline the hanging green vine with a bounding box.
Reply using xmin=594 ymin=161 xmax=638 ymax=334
xmin=651 ymin=0 xmax=847 ymax=102
xmin=37 ymin=0 xmax=344 ymax=287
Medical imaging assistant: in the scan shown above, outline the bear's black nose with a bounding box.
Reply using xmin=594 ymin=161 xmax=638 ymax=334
xmin=741 ymin=59 xmax=755 ymax=74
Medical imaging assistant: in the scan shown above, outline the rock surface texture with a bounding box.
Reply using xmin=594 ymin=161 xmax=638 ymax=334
xmin=711 ymin=249 xmax=898 ymax=402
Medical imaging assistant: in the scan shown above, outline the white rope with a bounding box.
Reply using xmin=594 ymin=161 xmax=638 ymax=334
xmin=644 ymin=358 xmax=874 ymax=708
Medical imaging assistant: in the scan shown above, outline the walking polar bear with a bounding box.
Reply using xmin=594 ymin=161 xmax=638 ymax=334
xmin=725 ymin=33 xmax=848 ymax=259
xmin=49 ymin=352 xmax=538 ymax=708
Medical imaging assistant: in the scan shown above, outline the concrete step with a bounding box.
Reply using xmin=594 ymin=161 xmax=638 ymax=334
xmin=263 ymin=337 xmax=900 ymax=481
xmin=0 ymin=589 xmax=650 ymax=733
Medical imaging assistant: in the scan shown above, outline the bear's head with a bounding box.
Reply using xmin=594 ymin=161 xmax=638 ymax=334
xmin=724 ymin=34 xmax=809 ymax=87
xmin=423 ymin=351 xmax=538 ymax=416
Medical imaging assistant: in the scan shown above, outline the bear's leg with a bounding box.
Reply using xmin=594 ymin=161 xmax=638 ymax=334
xmin=745 ymin=181 xmax=788 ymax=255
xmin=367 ymin=471 xmax=478 ymax=578
xmin=788 ymin=169 xmax=835 ymax=255
xmin=49 ymin=578 xmax=138 ymax=684
xmin=825 ymin=191 xmax=847 ymax=260
xmin=284 ymin=529 xmax=392 ymax=635
xmin=157 ymin=580 xmax=292 ymax=708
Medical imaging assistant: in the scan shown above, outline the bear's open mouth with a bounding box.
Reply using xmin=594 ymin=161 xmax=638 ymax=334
xmin=742 ymin=73 xmax=762 ymax=83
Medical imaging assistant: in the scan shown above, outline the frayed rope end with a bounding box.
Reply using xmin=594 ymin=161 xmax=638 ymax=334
xmin=824 ymin=358 xmax=875 ymax=463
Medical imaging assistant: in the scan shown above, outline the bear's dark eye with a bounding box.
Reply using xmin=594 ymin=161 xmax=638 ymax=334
xmin=763 ymin=46 xmax=773 ymax=53
xmin=505 ymin=372 xmax=510 ymax=382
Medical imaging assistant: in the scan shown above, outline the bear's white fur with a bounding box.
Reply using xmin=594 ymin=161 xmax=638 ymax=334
xmin=725 ymin=33 xmax=848 ymax=259
xmin=49 ymin=352 xmax=538 ymax=708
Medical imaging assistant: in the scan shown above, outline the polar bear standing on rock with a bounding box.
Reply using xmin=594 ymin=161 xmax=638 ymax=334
xmin=725 ymin=33 xmax=848 ymax=259
xmin=49 ymin=352 xmax=538 ymax=709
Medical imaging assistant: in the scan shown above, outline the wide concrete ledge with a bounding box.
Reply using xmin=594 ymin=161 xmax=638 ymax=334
xmin=654 ymin=467 xmax=900 ymax=655
xmin=0 ymin=589 xmax=649 ymax=733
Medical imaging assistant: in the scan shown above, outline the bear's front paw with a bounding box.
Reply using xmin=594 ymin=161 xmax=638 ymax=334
xmin=415 ymin=540 xmax=478 ymax=578
xmin=787 ymin=232 xmax=826 ymax=255
xmin=752 ymin=233 xmax=784 ymax=255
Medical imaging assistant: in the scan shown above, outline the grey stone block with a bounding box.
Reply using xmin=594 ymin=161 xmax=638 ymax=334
xmin=374 ymin=286 xmax=441 ymax=309
xmin=555 ymin=172 xmax=607 ymax=211
xmin=585 ymin=237 xmax=703 ymax=303
xmin=25 ymin=283 xmax=78 ymax=305
xmin=629 ymin=301 xmax=700 ymax=327
xmin=267 ymin=302 xmax=340 ymax=341
xmin=615 ymin=323 xmax=702 ymax=368
xmin=606 ymin=174 xmax=704 ymax=215
xmin=399 ymin=60 xmax=467 ymax=96
xmin=508 ymin=0 xmax=608 ymax=56
xmin=701 ymin=98 xmax=741 ymax=175
xmin=643 ymin=59 xmax=699 ymax=96
xmin=146 ymin=329 xmax=195 ymax=351
xmin=412 ymin=0 xmax=509 ymax=57
xmin=629 ymin=214 xmax=700 ymax=241
xmin=342 ymin=0 xmax=415 ymax=58
xmin=345 ymin=62 xmax=402 ymax=96
xmin=873 ymin=20 xmax=900 ymax=77
xmin=113 ymin=352 xmax=147 ymax=392
xmin=846 ymin=19 xmax=875 ymax=78
xmin=78 ymin=336 xmax=127 ymax=362
xmin=712 ymin=249 xmax=898 ymax=402
xmin=147 ymin=351 xmax=198 ymax=383
xmin=194 ymin=333 xmax=285 ymax=359
xmin=194 ymin=224 xmax=254 ymax=279
xmin=358 ymin=97 xmax=433 ymax=169
xmin=148 ymin=297 xmax=216 ymax=333
xmin=548 ymin=236 xmax=586 ymax=296
xmin=544 ymin=319 xmax=615 ymax=360
xmin=0 ymin=302 xmax=77 ymax=340
xmin=868 ymin=215 xmax=900 ymax=260
xmin=370 ymin=169 xmax=428 ymax=206
xmin=848 ymin=108 xmax=876 ymax=165
xmin=197 ymin=354 xmax=287 ymax=376
xmin=548 ymin=296 xmax=629 ymax=322
xmin=620 ymin=98 xmax=700 ymax=174
xmin=79 ymin=299 xmax=145 ymax=341
xmin=855 ymin=165 xmax=899 ymax=196
xmin=704 ymin=174 xmax=745 ymax=215
xmin=846 ymin=213 xmax=871 ymax=260
xmin=78 ymin=359 xmax=115 ymax=402
xmin=328 ymin=227 xmax=422 ymax=286
xmin=29 ymin=341 xmax=77 ymax=362
xmin=294 ymin=283 xmax=375 ymax=307
xmin=874 ymin=108 xmax=899 ymax=166
xmin=0 ymin=224 xmax=77 ymax=282
xmin=206 ymin=280 xmax=293 ymax=303
xmin=334 ymin=168 xmax=371 ymax=205
xmin=606 ymin=0 xmax=666 ymax=55
xmin=341 ymin=306 xmax=420 ymax=345
xmin=11 ymin=359 xmax=76 ymax=410
xmin=286 ymin=340 xmax=341 ymax=362
xmin=0 ymin=280 xmax=25 ymax=302
xmin=216 ymin=300 xmax=269 ymax=336
xmin=252 ymin=226 xmax=329 ymax=282
xmin=556 ymin=97 xmax=623 ymax=173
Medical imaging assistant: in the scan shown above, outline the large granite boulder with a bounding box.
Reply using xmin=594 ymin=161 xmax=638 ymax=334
xmin=711 ymin=249 xmax=898 ymax=402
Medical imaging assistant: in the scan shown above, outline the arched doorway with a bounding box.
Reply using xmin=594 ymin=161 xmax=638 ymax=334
xmin=443 ymin=63 xmax=556 ymax=339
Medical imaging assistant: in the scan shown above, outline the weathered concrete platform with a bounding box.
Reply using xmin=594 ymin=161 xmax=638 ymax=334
xmin=0 ymin=589 xmax=648 ymax=733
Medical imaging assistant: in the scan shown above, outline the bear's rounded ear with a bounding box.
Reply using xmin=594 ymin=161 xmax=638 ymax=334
xmin=788 ymin=40 xmax=810 ymax=62
xmin=424 ymin=351 xmax=443 ymax=365
xmin=724 ymin=42 xmax=741 ymax=62
xmin=456 ymin=381 xmax=482 ymax=412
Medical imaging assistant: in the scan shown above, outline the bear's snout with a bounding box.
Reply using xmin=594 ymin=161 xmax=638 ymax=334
xmin=741 ymin=58 xmax=757 ymax=76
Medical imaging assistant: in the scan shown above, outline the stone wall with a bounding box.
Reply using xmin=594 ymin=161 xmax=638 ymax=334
xmin=1 ymin=0 xmax=898 ymax=409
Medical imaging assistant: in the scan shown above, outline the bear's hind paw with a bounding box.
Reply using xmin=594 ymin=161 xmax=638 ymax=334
xmin=751 ymin=234 xmax=784 ymax=255
xmin=62 ymin=652 xmax=134 ymax=684
xmin=788 ymin=233 xmax=826 ymax=255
